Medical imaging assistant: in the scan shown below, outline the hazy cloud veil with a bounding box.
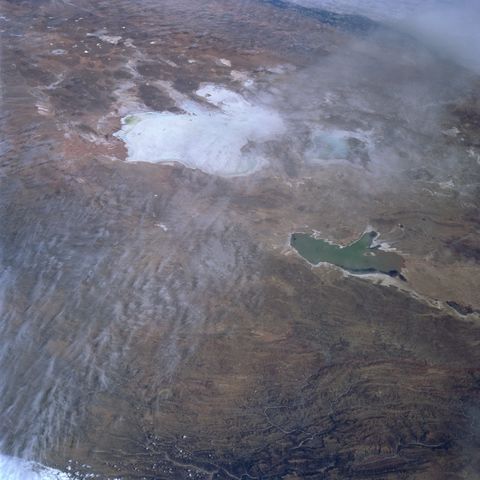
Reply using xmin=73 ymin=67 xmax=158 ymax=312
xmin=290 ymin=0 xmax=480 ymax=73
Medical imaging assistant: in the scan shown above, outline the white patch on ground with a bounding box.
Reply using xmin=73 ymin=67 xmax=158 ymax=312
xmin=266 ymin=65 xmax=292 ymax=74
xmin=87 ymin=30 xmax=122 ymax=45
xmin=114 ymin=84 xmax=285 ymax=176
xmin=35 ymin=101 xmax=50 ymax=116
xmin=442 ymin=127 xmax=460 ymax=137
xmin=216 ymin=58 xmax=232 ymax=67
xmin=230 ymin=70 xmax=254 ymax=88
xmin=467 ymin=147 xmax=480 ymax=165
xmin=159 ymin=57 xmax=178 ymax=68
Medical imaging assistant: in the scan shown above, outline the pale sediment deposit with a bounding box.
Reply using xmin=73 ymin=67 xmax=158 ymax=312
xmin=114 ymin=84 xmax=285 ymax=176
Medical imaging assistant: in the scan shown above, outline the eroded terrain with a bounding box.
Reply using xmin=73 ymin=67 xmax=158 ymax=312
xmin=0 ymin=0 xmax=479 ymax=479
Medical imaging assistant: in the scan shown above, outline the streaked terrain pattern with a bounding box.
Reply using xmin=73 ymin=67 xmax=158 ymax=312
xmin=0 ymin=0 xmax=479 ymax=479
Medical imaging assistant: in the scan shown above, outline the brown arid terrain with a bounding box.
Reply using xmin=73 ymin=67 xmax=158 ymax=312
xmin=0 ymin=0 xmax=479 ymax=479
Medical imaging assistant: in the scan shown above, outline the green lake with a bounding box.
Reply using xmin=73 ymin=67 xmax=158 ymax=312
xmin=290 ymin=231 xmax=405 ymax=278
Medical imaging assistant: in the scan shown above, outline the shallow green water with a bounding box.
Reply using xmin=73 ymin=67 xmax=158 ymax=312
xmin=291 ymin=231 xmax=404 ymax=277
xmin=124 ymin=115 xmax=141 ymax=126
